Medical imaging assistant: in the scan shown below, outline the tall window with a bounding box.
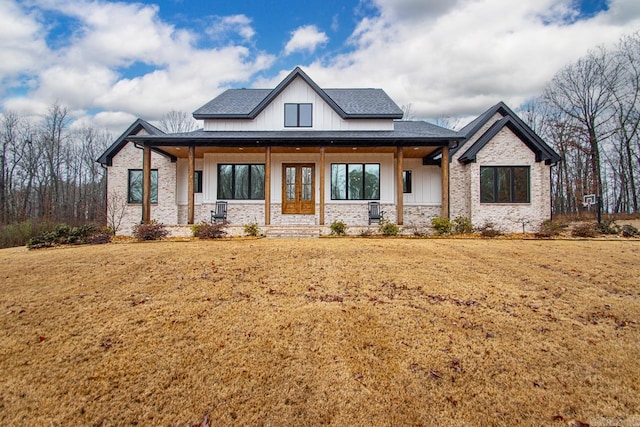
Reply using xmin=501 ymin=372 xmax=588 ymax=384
xmin=128 ymin=169 xmax=158 ymax=204
xmin=194 ymin=170 xmax=203 ymax=193
xmin=403 ymin=170 xmax=412 ymax=193
xmin=480 ymin=166 xmax=530 ymax=203
xmin=217 ymin=164 xmax=265 ymax=200
xmin=331 ymin=164 xmax=380 ymax=200
xmin=284 ymin=103 xmax=312 ymax=127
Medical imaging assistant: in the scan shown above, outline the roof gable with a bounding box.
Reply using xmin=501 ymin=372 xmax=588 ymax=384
xmin=192 ymin=67 xmax=403 ymax=120
xmin=454 ymin=102 xmax=561 ymax=165
xmin=97 ymin=119 xmax=168 ymax=166
xmin=458 ymin=115 xmax=562 ymax=165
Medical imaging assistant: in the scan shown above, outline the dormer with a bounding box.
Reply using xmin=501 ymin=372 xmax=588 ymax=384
xmin=193 ymin=67 xmax=403 ymax=132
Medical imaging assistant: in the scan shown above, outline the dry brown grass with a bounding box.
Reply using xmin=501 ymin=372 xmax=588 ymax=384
xmin=1 ymin=238 xmax=639 ymax=426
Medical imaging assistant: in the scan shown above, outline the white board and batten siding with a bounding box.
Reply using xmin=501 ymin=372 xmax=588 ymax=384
xmin=176 ymin=153 xmax=441 ymax=207
xmin=203 ymin=76 xmax=394 ymax=132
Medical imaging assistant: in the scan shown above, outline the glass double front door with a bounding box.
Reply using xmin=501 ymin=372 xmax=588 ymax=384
xmin=282 ymin=164 xmax=315 ymax=214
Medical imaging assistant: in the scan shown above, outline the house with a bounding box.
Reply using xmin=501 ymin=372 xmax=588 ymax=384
xmin=97 ymin=67 xmax=561 ymax=236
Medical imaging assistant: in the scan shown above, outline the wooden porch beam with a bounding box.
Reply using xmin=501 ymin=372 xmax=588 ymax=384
xmin=319 ymin=147 xmax=325 ymax=225
xmin=441 ymin=145 xmax=450 ymax=219
xmin=142 ymin=144 xmax=151 ymax=224
xmin=396 ymin=146 xmax=404 ymax=225
xmin=265 ymin=147 xmax=271 ymax=225
xmin=187 ymin=145 xmax=195 ymax=224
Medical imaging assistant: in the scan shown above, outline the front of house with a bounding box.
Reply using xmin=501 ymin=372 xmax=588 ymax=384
xmin=98 ymin=67 xmax=560 ymax=235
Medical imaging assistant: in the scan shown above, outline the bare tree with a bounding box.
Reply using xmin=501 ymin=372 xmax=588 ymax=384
xmin=543 ymin=47 xmax=619 ymax=221
xmin=106 ymin=191 xmax=127 ymax=234
xmin=400 ymin=104 xmax=415 ymax=121
xmin=158 ymin=110 xmax=198 ymax=133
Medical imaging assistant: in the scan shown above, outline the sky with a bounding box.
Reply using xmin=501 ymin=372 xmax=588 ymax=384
xmin=2 ymin=0 xmax=640 ymax=134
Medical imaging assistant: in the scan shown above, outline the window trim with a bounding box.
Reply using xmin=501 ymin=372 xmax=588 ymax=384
xmin=127 ymin=169 xmax=158 ymax=204
xmin=480 ymin=166 xmax=530 ymax=204
xmin=330 ymin=163 xmax=381 ymax=200
xmin=194 ymin=170 xmax=203 ymax=194
xmin=284 ymin=103 xmax=313 ymax=128
xmin=217 ymin=163 xmax=265 ymax=200
xmin=403 ymin=170 xmax=412 ymax=194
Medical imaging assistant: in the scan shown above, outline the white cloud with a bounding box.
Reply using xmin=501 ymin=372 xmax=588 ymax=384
xmin=207 ymin=15 xmax=256 ymax=42
xmin=3 ymin=0 xmax=640 ymax=133
xmin=293 ymin=0 xmax=640 ymax=119
xmin=0 ymin=1 xmax=49 ymax=86
xmin=4 ymin=0 xmax=274 ymax=126
xmin=284 ymin=25 xmax=329 ymax=55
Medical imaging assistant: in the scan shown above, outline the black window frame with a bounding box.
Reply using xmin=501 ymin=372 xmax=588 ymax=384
xmin=403 ymin=170 xmax=412 ymax=193
xmin=194 ymin=170 xmax=203 ymax=194
xmin=127 ymin=169 xmax=158 ymax=204
xmin=284 ymin=103 xmax=313 ymax=128
xmin=330 ymin=163 xmax=380 ymax=200
xmin=480 ymin=166 xmax=530 ymax=203
xmin=217 ymin=164 xmax=265 ymax=200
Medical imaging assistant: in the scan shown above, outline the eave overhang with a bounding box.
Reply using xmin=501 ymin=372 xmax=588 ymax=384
xmin=126 ymin=133 xmax=464 ymax=148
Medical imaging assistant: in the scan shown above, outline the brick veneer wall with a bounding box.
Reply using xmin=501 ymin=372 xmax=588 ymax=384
xmin=450 ymin=113 xmax=552 ymax=233
xmin=107 ymin=142 xmax=177 ymax=235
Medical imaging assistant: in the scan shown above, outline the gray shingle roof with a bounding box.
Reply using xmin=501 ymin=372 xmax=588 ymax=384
xmin=192 ymin=67 xmax=404 ymax=120
xmin=323 ymin=89 xmax=403 ymax=116
xmin=193 ymin=89 xmax=271 ymax=117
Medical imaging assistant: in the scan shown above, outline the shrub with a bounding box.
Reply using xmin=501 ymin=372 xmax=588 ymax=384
xmin=597 ymin=218 xmax=619 ymax=235
xmin=192 ymin=222 xmax=227 ymax=239
xmin=244 ymin=222 xmax=261 ymax=237
xmin=452 ymin=216 xmax=473 ymax=234
xmin=430 ymin=217 xmax=452 ymax=235
xmin=27 ymin=223 xmax=101 ymax=249
xmin=621 ymin=224 xmax=639 ymax=237
xmin=476 ymin=222 xmax=502 ymax=238
xmin=378 ymin=219 xmax=399 ymax=236
xmin=330 ymin=220 xmax=347 ymax=236
xmin=88 ymin=232 xmax=112 ymax=245
xmin=133 ymin=220 xmax=169 ymax=241
xmin=571 ymin=223 xmax=597 ymax=238
xmin=535 ymin=220 xmax=566 ymax=238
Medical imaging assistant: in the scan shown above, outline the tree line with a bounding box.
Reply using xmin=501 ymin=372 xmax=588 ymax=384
xmin=525 ymin=32 xmax=640 ymax=217
xmin=0 ymin=104 xmax=110 ymax=227
xmin=1 ymin=33 xmax=639 ymax=232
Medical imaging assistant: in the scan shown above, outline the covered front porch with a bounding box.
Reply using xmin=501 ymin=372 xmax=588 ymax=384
xmin=129 ymin=133 xmax=459 ymax=228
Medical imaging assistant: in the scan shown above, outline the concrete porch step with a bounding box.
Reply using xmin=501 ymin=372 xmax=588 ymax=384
xmin=265 ymin=226 xmax=323 ymax=238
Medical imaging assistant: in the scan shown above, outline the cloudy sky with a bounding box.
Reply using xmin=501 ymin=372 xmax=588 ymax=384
xmin=2 ymin=0 xmax=640 ymax=134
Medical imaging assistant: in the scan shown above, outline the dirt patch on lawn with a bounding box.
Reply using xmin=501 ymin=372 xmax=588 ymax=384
xmin=1 ymin=239 xmax=639 ymax=426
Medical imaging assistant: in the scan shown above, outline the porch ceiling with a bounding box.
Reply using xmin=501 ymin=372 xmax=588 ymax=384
xmin=160 ymin=146 xmax=439 ymax=159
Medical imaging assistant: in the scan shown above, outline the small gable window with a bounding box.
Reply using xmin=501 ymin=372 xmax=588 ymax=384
xmin=480 ymin=166 xmax=529 ymax=203
xmin=284 ymin=103 xmax=312 ymax=127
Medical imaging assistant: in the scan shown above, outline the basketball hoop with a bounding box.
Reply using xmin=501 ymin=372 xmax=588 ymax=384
xmin=583 ymin=194 xmax=596 ymax=208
